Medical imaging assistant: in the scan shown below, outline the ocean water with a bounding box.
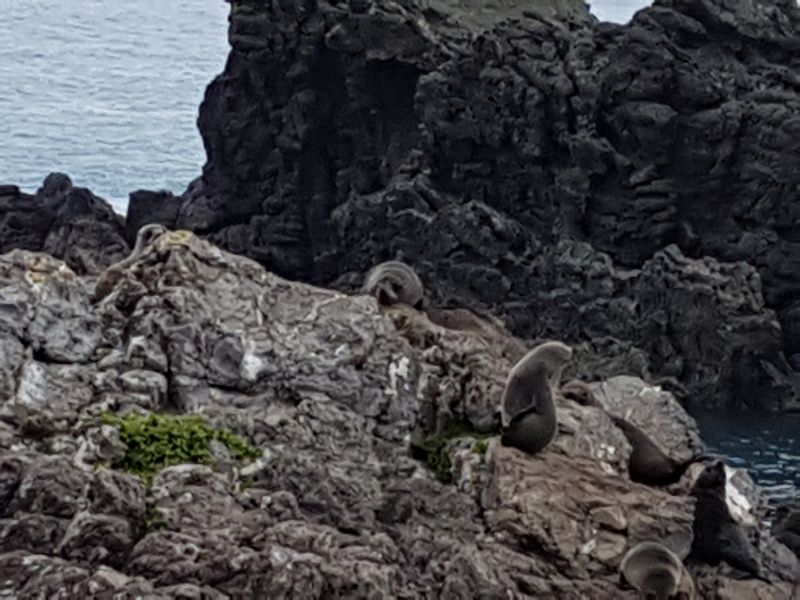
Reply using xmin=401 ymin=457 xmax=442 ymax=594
xmin=589 ymin=0 xmax=653 ymax=23
xmin=696 ymin=413 xmax=800 ymax=504
xmin=0 ymin=0 xmax=229 ymax=212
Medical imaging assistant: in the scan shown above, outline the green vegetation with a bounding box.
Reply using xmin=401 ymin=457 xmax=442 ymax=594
xmin=102 ymin=412 xmax=260 ymax=485
xmin=472 ymin=439 xmax=489 ymax=456
xmin=419 ymin=421 xmax=493 ymax=484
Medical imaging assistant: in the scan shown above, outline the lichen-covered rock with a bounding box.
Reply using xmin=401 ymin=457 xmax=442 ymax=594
xmin=0 ymin=235 xmax=794 ymax=596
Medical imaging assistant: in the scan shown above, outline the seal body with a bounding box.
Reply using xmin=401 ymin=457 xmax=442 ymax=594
xmin=500 ymin=359 xmax=557 ymax=455
xmin=610 ymin=416 xmax=687 ymax=486
xmin=499 ymin=340 xmax=573 ymax=456
xmin=690 ymin=460 xmax=762 ymax=577
xmin=426 ymin=306 xmax=528 ymax=360
xmin=501 ymin=341 xmax=573 ymax=427
xmin=361 ymin=260 xmax=424 ymax=309
xmin=561 ymin=379 xmax=694 ymax=487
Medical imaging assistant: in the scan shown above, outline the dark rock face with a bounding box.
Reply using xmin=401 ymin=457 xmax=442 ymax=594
xmin=0 ymin=174 xmax=128 ymax=275
xmin=125 ymin=189 xmax=182 ymax=245
xmin=169 ymin=0 xmax=799 ymax=411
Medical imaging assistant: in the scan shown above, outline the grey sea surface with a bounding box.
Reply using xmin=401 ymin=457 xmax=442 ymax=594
xmin=696 ymin=413 xmax=800 ymax=504
xmin=0 ymin=0 xmax=229 ymax=212
xmin=589 ymin=0 xmax=653 ymax=23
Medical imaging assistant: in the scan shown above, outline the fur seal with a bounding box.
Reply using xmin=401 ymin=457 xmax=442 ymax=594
xmin=500 ymin=359 xmax=557 ymax=455
xmin=499 ymin=341 xmax=573 ymax=456
xmin=620 ymin=541 xmax=687 ymax=600
xmin=610 ymin=416 xmax=697 ymax=487
xmin=361 ymin=260 xmax=425 ymax=309
xmin=689 ymin=460 xmax=764 ymax=579
xmin=501 ymin=340 xmax=573 ymax=428
xmin=92 ymin=223 xmax=167 ymax=301
xmin=560 ymin=379 xmax=702 ymax=487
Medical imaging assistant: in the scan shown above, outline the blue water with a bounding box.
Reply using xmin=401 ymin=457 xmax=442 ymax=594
xmin=696 ymin=413 xmax=800 ymax=504
xmin=0 ymin=0 xmax=229 ymax=212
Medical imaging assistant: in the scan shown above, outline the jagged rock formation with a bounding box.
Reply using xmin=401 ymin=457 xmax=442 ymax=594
xmin=2 ymin=0 xmax=799 ymax=412
xmin=159 ymin=0 xmax=800 ymax=411
xmin=0 ymin=235 xmax=796 ymax=596
xmin=0 ymin=175 xmax=128 ymax=275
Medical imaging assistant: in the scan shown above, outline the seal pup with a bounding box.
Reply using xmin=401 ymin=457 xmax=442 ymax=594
xmin=620 ymin=541 xmax=688 ymax=600
xmin=500 ymin=340 xmax=573 ymax=428
xmin=92 ymin=223 xmax=167 ymax=302
xmin=361 ymin=260 xmax=425 ymax=309
xmin=499 ymin=341 xmax=573 ymax=455
xmin=689 ymin=460 xmax=764 ymax=579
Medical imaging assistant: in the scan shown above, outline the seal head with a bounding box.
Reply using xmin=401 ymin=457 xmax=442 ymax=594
xmin=361 ymin=260 xmax=425 ymax=309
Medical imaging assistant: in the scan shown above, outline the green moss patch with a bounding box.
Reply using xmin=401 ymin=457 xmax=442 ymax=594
xmin=419 ymin=421 xmax=493 ymax=484
xmin=102 ymin=412 xmax=260 ymax=485
xmin=472 ymin=439 xmax=489 ymax=456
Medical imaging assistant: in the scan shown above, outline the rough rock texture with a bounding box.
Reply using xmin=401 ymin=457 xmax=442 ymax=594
xmin=0 ymin=174 xmax=128 ymax=276
xmin=181 ymin=0 xmax=800 ymax=411
xmin=0 ymin=235 xmax=796 ymax=596
xmin=2 ymin=0 xmax=799 ymax=412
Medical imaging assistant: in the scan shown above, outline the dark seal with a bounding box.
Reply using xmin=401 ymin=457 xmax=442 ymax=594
xmin=689 ymin=460 xmax=763 ymax=579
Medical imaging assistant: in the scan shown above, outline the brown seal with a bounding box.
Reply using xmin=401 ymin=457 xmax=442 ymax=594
xmin=501 ymin=341 xmax=573 ymax=427
xmin=500 ymin=341 xmax=573 ymax=456
xmin=425 ymin=306 xmax=527 ymax=361
xmin=610 ymin=416 xmax=696 ymax=487
xmin=361 ymin=260 xmax=424 ymax=309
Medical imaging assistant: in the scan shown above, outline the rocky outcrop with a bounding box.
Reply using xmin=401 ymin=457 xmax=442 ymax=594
xmin=0 ymin=174 xmax=129 ymax=276
xmin=2 ymin=0 xmax=799 ymax=413
xmin=181 ymin=0 xmax=800 ymax=410
xmin=0 ymin=234 xmax=796 ymax=596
